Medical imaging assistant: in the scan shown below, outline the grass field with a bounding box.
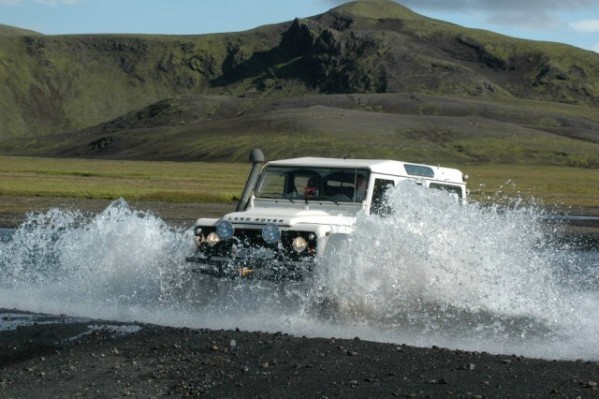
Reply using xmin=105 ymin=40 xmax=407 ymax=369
xmin=0 ymin=156 xmax=250 ymax=204
xmin=0 ymin=156 xmax=597 ymax=210
xmin=464 ymin=164 xmax=599 ymax=208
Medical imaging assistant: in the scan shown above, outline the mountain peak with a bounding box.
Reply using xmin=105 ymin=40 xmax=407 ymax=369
xmin=332 ymin=0 xmax=420 ymax=20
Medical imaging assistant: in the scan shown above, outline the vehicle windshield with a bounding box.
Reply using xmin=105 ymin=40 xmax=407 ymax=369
xmin=255 ymin=166 xmax=370 ymax=203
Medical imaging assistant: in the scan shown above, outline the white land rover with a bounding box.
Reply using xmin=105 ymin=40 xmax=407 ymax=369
xmin=187 ymin=149 xmax=467 ymax=281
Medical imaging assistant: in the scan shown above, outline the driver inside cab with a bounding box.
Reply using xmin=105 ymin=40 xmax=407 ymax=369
xmin=304 ymin=175 xmax=322 ymax=198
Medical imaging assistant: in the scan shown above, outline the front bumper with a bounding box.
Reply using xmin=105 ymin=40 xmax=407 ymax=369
xmin=185 ymin=251 xmax=315 ymax=281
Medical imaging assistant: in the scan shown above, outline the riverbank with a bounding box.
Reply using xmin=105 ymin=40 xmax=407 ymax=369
xmin=1 ymin=195 xmax=597 ymax=249
xmin=1 ymin=309 xmax=598 ymax=398
xmin=1 ymin=194 xmax=599 ymax=226
xmin=0 ymin=195 xmax=235 ymax=229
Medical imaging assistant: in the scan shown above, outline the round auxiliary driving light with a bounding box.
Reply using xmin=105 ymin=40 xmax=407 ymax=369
xmin=262 ymin=223 xmax=281 ymax=244
xmin=194 ymin=226 xmax=203 ymax=236
xmin=215 ymin=220 xmax=235 ymax=240
xmin=206 ymin=232 xmax=220 ymax=247
xmin=292 ymin=236 xmax=308 ymax=253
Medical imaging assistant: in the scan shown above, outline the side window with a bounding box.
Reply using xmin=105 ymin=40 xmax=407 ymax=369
xmin=429 ymin=183 xmax=463 ymax=200
xmin=370 ymin=179 xmax=395 ymax=216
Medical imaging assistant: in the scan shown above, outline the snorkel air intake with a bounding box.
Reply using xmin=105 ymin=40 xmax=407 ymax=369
xmin=236 ymin=148 xmax=265 ymax=211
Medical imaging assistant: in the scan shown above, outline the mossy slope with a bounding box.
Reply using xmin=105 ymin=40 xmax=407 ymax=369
xmin=0 ymin=0 xmax=598 ymax=168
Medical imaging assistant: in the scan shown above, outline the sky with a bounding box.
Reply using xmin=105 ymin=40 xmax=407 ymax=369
xmin=0 ymin=0 xmax=598 ymax=53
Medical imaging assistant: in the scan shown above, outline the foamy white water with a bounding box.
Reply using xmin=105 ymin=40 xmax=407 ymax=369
xmin=0 ymin=188 xmax=597 ymax=360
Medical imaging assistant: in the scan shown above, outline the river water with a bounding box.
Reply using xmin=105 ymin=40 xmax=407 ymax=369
xmin=0 ymin=184 xmax=597 ymax=360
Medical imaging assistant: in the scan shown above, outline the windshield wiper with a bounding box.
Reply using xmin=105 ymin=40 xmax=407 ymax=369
xmin=304 ymin=196 xmax=342 ymax=205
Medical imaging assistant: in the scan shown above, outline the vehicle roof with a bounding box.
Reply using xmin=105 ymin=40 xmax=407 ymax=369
xmin=265 ymin=157 xmax=465 ymax=183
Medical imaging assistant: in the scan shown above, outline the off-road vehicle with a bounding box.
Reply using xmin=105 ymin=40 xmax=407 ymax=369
xmin=187 ymin=149 xmax=467 ymax=280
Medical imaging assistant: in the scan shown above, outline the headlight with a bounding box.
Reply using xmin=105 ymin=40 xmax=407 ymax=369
xmin=194 ymin=226 xmax=203 ymax=236
xmin=206 ymin=232 xmax=220 ymax=247
xmin=292 ymin=236 xmax=308 ymax=253
xmin=262 ymin=223 xmax=281 ymax=244
xmin=215 ymin=220 xmax=234 ymax=241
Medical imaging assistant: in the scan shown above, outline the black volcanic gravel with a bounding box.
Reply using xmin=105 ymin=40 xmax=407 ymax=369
xmin=1 ymin=312 xmax=598 ymax=398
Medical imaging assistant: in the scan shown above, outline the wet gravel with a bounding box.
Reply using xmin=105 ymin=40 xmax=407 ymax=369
xmin=1 ymin=310 xmax=598 ymax=398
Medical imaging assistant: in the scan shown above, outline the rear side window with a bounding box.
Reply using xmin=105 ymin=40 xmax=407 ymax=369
xmin=429 ymin=183 xmax=463 ymax=199
xmin=404 ymin=164 xmax=434 ymax=178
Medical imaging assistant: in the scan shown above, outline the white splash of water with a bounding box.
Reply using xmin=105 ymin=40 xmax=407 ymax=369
xmin=0 ymin=193 xmax=597 ymax=360
xmin=0 ymin=199 xmax=190 ymax=320
xmin=0 ymin=199 xmax=314 ymax=334
xmin=314 ymin=182 xmax=598 ymax=358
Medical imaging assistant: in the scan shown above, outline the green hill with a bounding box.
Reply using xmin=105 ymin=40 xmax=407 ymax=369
xmin=0 ymin=0 xmax=597 ymax=167
xmin=0 ymin=24 xmax=41 ymax=37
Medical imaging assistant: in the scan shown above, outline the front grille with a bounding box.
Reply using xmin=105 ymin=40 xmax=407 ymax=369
xmin=199 ymin=227 xmax=316 ymax=261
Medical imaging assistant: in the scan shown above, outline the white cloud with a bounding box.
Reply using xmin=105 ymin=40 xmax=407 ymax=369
xmin=327 ymin=0 xmax=597 ymax=30
xmin=397 ymin=0 xmax=597 ymax=12
xmin=328 ymin=0 xmax=598 ymax=12
xmin=570 ymin=19 xmax=599 ymax=33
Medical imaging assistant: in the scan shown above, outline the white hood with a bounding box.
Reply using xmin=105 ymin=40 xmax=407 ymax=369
xmin=223 ymin=207 xmax=356 ymax=228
